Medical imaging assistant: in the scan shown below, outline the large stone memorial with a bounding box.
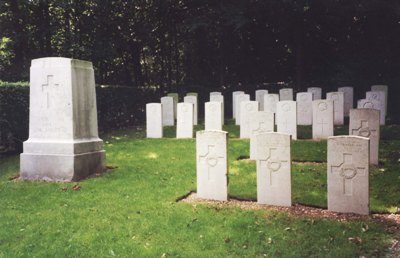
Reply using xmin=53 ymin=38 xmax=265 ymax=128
xmin=366 ymin=91 xmax=386 ymax=125
xmin=210 ymin=94 xmax=224 ymax=125
xmin=249 ymin=111 xmax=274 ymax=160
xmin=371 ymin=85 xmax=388 ymax=116
xmin=205 ymin=101 xmax=222 ymax=130
xmin=240 ymin=101 xmax=259 ymax=138
xmin=255 ymin=132 xmax=292 ymax=206
xmin=20 ymin=57 xmax=105 ymax=181
xmin=307 ymin=87 xmax=322 ymax=100
xmin=327 ymin=136 xmax=369 ymax=215
xmin=184 ymin=95 xmax=198 ymax=125
xmin=312 ymin=100 xmax=334 ymax=139
xmin=338 ymin=86 xmax=354 ymax=117
xmin=349 ymin=109 xmax=380 ymax=165
xmin=255 ymin=90 xmax=268 ymax=111
xmin=232 ymin=91 xmax=245 ymax=119
xmin=176 ymin=103 xmax=193 ymax=138
xmin=279 ymin=88 xmax=293 ymax=101
xmin=276 ymin=101 xmax=297 ymax=140
xmin=161 ymin=96 xmax=174 ymax=126
xmin=326 ymin=92 xmax=344 ymax=125
xmin=196 ymin=130 xmax=228 ymax=201
xmin=235 ymin=94 xmax=250 ymax=125
xmin=146 ymin=103 xmax=163 ymax=138
xmin=296 ymin=92 xmax=312 ymax=125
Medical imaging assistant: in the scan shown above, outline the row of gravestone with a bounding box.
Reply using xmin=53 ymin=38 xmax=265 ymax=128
xmin=196 ymin=130 xmax=370 ymax=215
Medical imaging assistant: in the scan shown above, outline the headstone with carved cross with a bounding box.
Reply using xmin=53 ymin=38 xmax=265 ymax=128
xmin=232 ymin=91 xmax=245 ymax=119
xmin=255 ymin=132 xmax=291 ymax=206
xmin=312 ymin=100 xmax=334 ymax=139
xmin=161 ymin=96 xmax=174 ymax=126
xmin=279 ymin=88 xmax=293 ymax=101
xmin=326 ymin=92 xmax=344 ymax=125
xmin=366 ymin=91 xmax=386 ymax=125
xmin=307 ymin=87 xmax=322 ymax=100
xmin=264 ymin=93 xmax=279 ymax=125
xmin=210 ymin=94 xmax=224 ymax=125
xmin=296 ymin=92 xmax=313 ymax=125
xmin=249 ymin=111 xmax=274 ymax=160
xmin=176 ymin=103 xmax=193 ymax=138
xmin=371 ymin=85 xmax=388 ymax=116
xmin=240 ymin=101 xmax=259 ymax=139
xmin=328 ymin=136 xmax=369 ymax=215
xmin=196 ymin=130 xmax=228 ymax=201
xmin=338 ymin=87 xmax=354 ymax=117
xmin=235 ymin=94 xmax=250 ymax=125
xmin=349 ymin=109 xmax=380 ymax=165
xmin=357 ymin=98 xmax=383 ymax=125
xmin=167 ymin=93 xmax=179 ymax=120
xmin=205 ymin=102 xmax=222 ymax=130
xmin=20 ymin=57 xmax=105 ymax=181
xmin=277 ymin=101 xmax=297 ymax=140
xmin=184 ymin=95 xmax=198 ymax=125
xmin=255 ymin=90 xmax=268 ymax=111
xmin=146 ymin=103 xmax=163 ymax=138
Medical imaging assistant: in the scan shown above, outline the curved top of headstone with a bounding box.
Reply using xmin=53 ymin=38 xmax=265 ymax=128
xmin=328 ymin=135 xmax=369 ymax=141
xmin=197 ymin=130 xmax=228 ymax=135
xmin=31 ymin=57 xmax=93 ymax=69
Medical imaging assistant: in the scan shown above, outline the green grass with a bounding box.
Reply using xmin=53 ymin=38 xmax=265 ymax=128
xmin=0 ymin=121 xmax=399 ymax=257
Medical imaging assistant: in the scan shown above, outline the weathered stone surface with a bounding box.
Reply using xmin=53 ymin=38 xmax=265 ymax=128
xmin=264 ymin=93 xmax=279 ymax=125
xmin=176 ymin=103 xmax=193 ymax=138
xmin=357 ymin=98 xmax=384 ymax=125
xmin=338 ymin=87 xmax=354 ymax=117
xmin=366 ymin=91 xmax=386 ymax=125
xmin=349 ymin=109 xmax=380 ymax=165
xmin=235 ymin=94 xmax=250 ymax=125
xmin=276 ymin=101 xmax=297 ymax=140
xmin=327 ymin=136 xmax=369 ymax=215
xmin=255 ymin=90 xmax=268 ymax=111
xmin=196 ymin=130 xmax=228 ymax=201
xmin=184 ymin=95 xmax=198 ymax=125
xmin=232 ymin=91 xmax=245 ymax=118
xmin=205 ymin=101 xmax=222 ymax=130
xmin=371 ymin=85 xmax=388 ymax=116
xmin=255 ymin=132 xmax=291 ymax=206
xmin=326 ymin=92 xmax=344 ymax=125
xmin=307 ymin=87 xmax=322 ymax=100
xmin=240 ymin=101 xmax=259 ymax=138
xmin=146 ymin=103 xmax=163 ymax=138
xmin=167 ymin=93 xmax=179 ymax=119
xmin=296 ymin=92 xmax=313 ymax=125
xmin=279 ymin=88 xmax=293 ymax=101
xmin=210 ymin=94 xmax=224 ymax=125
xmin=161 ymin=96 xmax=174 ymax=126
xmin=249 ymin=111 xmax=274 ymax=160
xmin=20 ymin=57 xmax=105 ymax=182
xmin=312 ymin=100 xmax=334 ymax=139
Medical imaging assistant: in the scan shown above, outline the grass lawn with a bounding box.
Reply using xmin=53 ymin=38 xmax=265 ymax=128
xmin=0 ymin=120 xmax=399 ymax=257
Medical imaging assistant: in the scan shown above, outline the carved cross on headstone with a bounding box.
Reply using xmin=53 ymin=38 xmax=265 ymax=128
xmin=318 ymin=119 xmax=328 ymax=133
xmin=252 ymin=121 xmax=267 ymax=135
xmin=199 ymin=145 xmax=224 ymax=181
xmin=42 ymin=75 xmax=59 ymax=108
xmin=331 ymin=153 xmax=366 ymax=196
xmin=351 ymin=120 xmax=377 ymax=138
xmin=259 ymin=148 xmax=288 ymax=185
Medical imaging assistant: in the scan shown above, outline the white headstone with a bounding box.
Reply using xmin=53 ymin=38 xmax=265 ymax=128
xmin=338 ymin=86 xmax=354 ymax=117
xmin=357 ymin=98 xmax=384 ymax=125
xmin=327 ymin=136 xmax=369 ymax=215
xmin=249 ymin=111 xmax=274 ymax=160
xmin=312 ymin=100 xmax=334 ymax=139
xmin=255 ymin=132 xmax=291 ymax=206
xmin=255 ymin=90 xmax=268 ymax=111
xmin=205 ymin=102 xmax=222 ymax=131
xmin=366 ymin=91 xmax=386 ymax=125
xmin=184 ymin=95 xmax=198 ymax=125
xmin=349 ymin=109 xmax=380 ymax=165
xmin=196 ymin=130 xmax=228 ymax=201
xmin=276 ymin=101 xmax=297 ymax=140
xmin=161 ymin=96 xmax=174 ymax=126
xmin=264 ymin=93 xmax=279 ymax=125
xmin=210 ymin=94 xmax=224 ymax=125
xmin=146 ymin=103 xmax=163 ymax=138
xmin=232 ymin=91 xmax=245 ymax=118
xmin=307 ymin=87 xmax=322 ymax=100
xmin=326 ymin=92 xmax=344 ymax=125
xmin=240 ymin=101 xmax=259 ymax=138
xmin=210 ymin=91 xmax=222 ymax=96
xmin=235 ymin=94 xmax=250 ymax=125
xmin=167 ymin=93 xmax=179 ymax=119
xmin=186 ymin=92 xmax=198 ymax=97
xmin=279 ymin=88 xmax=293 ymax=101
xmin=20 ymin=57 xmax=105 ymax=181
xmin=176 ymin=103 xmax=193 ymax=138
xmin=371 ymin=85 xmax=388 ymax=116
xmin=296 ymin=92 xmax=313 ymax=125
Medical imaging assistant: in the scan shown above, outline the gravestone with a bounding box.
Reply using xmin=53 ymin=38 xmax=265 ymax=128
xmin=161 ymin=96 xmax=174 ymax=126
xmin=255 ymin=90 xmax=268 ymax=111
xmin=338 ymin=86 xmax=354 ymax=117
xmin=279 ymin=88 xmax=293 ymax=101
xmin=349 ymin=109 xmax=380 ymax=165
xmin=307 ymin=87 xmax=322 ymax=100
xmin=235 ymin=94 xmax=250 ymax=125
xmin=276 ymin=101 xmax=297 ymax=140
xmin=371 ymin=85 xmax=388 ymax=116
xmin=357 ymin=98 xmax=384 ymax=125
xmin=240 ymin=101 xmax=259 ymax=138
xmin=210 ymin=91 xmax=222 ymax=96
xmin=196 ymin=130 xmax=228 ymax=201
xmin=249 ymin=111 xmax=274 ymax=160
xmin=210 ymin=94 xmax=224 ymax=125
xmin=326 ymin=92 xmax=344 ymax=125
xmin=205 ymin=102 xmax=222 ymax=130
xmin=296 ymin=92 xmax=313 ymax=125
xmin=264 ymin=93 xmax=279 ymax=125
xmin=366 ymin=91 xmax=386 ymax=125
xmin=312 ymin=100 xmax=334 ymax=139
xmin=255 ymin=132 xmax=292 ymax=206
xmin=20 ymin=57 xmax=105 ymax=181
xmin=184 ymin=95 xmax=198 ymax=125
xmin=176 ymin=103 xmax=193 ymax=138
xmin=232 ymin=91 xmax=245 ymax=118
xmin=146 ymin=103 xmax=163 ymax=138
xmin=187 ymin=92 xmax=198 ymax=97
xmin=167 ymin=93 xmax=179 ymax=119
xmin=327 ymin=136 xmax=369 ymax=215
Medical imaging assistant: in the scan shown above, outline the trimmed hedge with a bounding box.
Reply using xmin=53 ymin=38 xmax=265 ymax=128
xmin=0 ymin=84 xmax=158 ymax=153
